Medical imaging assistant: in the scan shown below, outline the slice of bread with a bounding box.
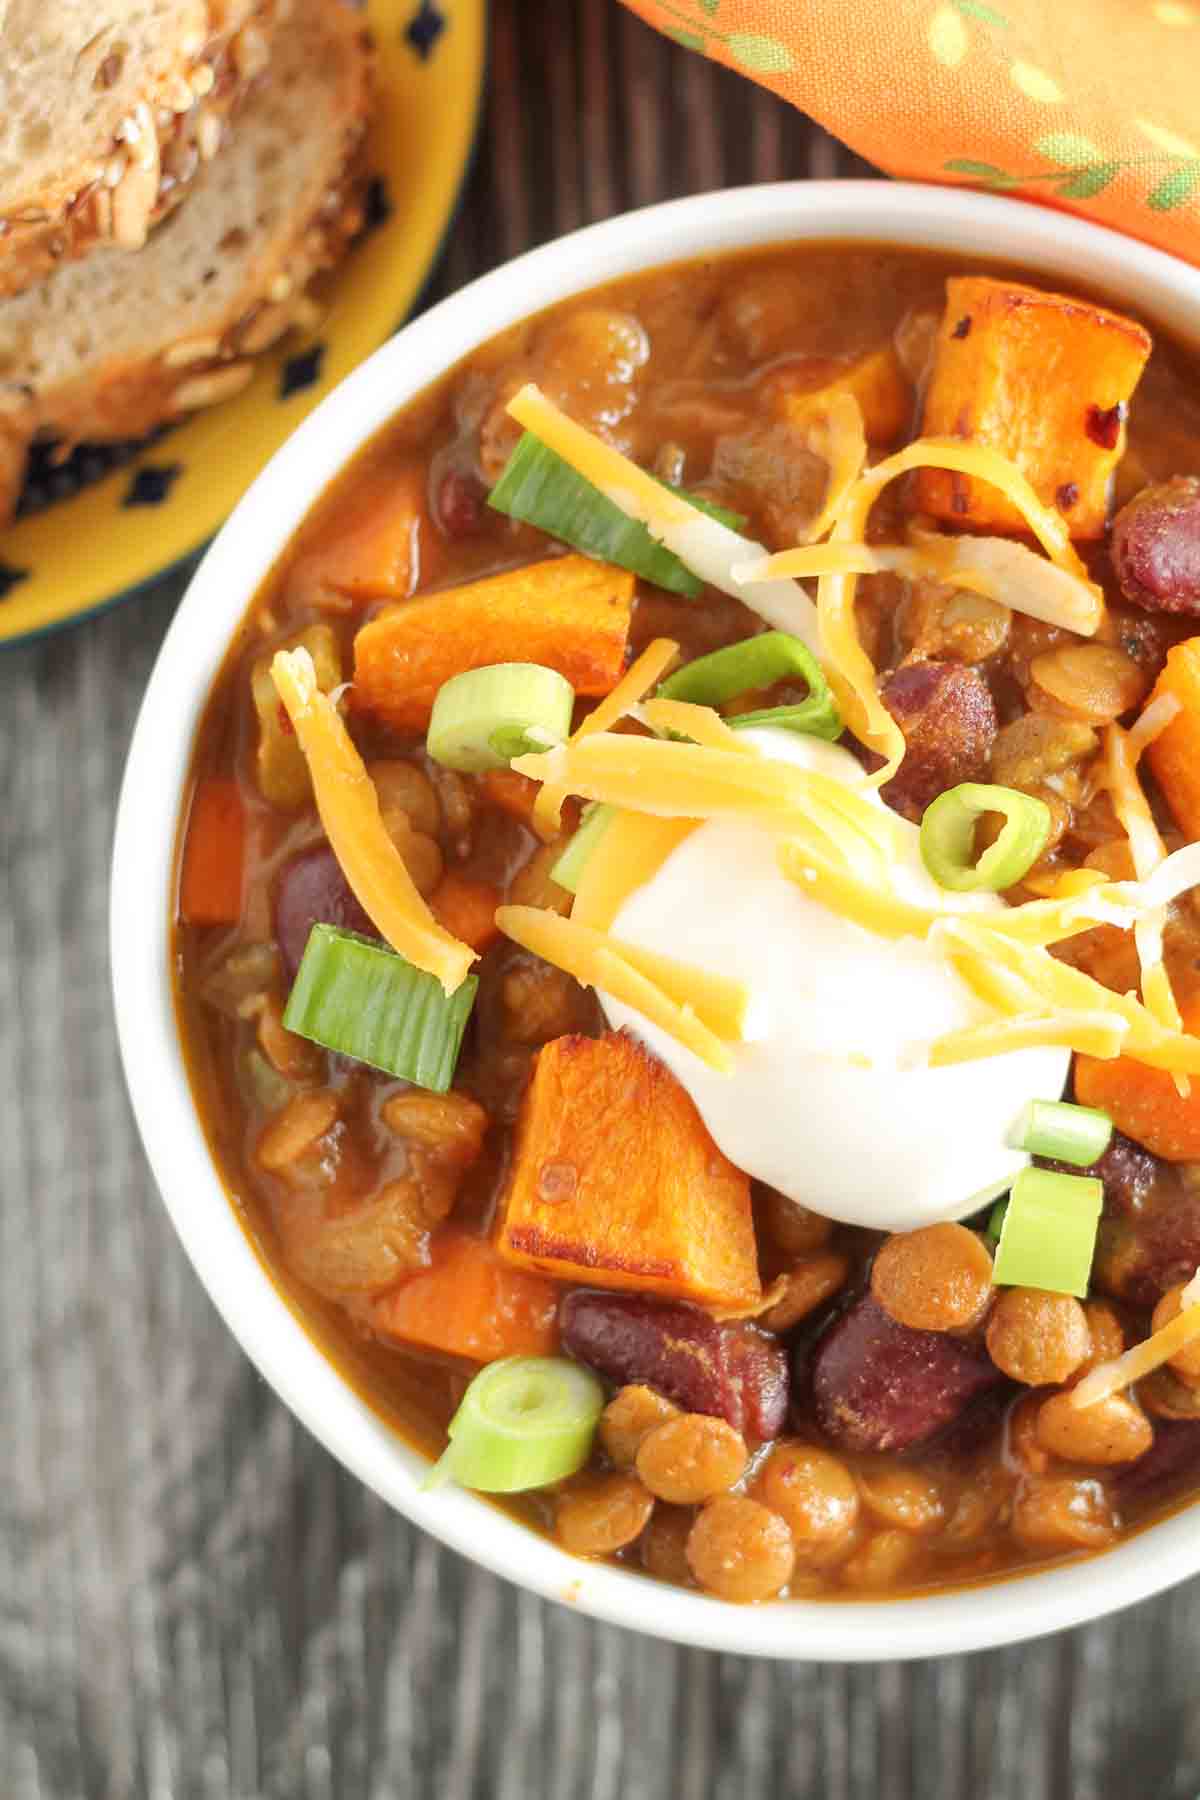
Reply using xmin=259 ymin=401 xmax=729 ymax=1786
xmin=0 ymin=0 xmax=280 ymax=298
xmin=0 ymin=0 xmax=372 ymax=522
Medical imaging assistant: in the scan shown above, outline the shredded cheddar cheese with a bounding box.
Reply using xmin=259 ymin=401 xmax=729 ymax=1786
xmin=928 ymin=1012 xmax=1130 ymax=1067
xmin=270 ymin=650 xmax=475 ymax=994
xmin=638 ymin=697 xmax=755 ymax=753
xmin=787 ymin=390 xmax=868 ymax=545
xmin=571 ymin=811 xmax=698 ymax=932
xmin=1070 ymin=1301 xmax=1200 ymax=1410
xmin=532 ymin=635 xmax=679 ymax=839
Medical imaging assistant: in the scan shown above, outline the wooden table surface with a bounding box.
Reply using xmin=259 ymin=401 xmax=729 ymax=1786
xmin=3 ymin=3 xmax=1200 ymax=1795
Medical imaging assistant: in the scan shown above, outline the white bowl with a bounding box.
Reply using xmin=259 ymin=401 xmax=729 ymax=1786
xmin=112 ymin=180 xmax=1200 ymax=1660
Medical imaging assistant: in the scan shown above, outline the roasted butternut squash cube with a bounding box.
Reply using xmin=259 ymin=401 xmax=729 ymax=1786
xmin=496 ymin=1032 xmax=760 ymax=1309
xmin=285 ymin=461 xmax=438 ymax=609
xmin=353 ymin=554 xmax=634 ymax=733
xmin=777 ymin=345 xmax=911 ymax=446
xmin=917 ymin=276 xmax=1151 ymax=539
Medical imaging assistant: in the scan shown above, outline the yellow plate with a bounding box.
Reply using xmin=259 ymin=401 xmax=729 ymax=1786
xmin=0 ymin=0 xmax=486 ymax=647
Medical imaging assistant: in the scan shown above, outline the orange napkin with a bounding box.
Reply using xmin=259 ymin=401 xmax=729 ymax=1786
xmin=618 ymin=0 xmax=1200 ymax=261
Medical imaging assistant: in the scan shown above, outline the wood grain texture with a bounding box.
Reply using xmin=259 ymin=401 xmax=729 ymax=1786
xmin=2 ymin=2 xmax=1199 ymax=1795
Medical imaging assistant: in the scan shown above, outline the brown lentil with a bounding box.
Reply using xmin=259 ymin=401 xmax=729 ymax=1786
xmin=639 ymin=1505 xmax=696 ymax=1585
xmin=841 ymin=1528 xmax=920 ymax=1591
xmin=755 ymin=1443 xmax=859 ymax=1565
xmin=870 ymin=1223 xmax=993 ymax=1333
xmin=1035 ymin=1391 xmax=1153 ymax=1465
xmin=759 ymin=1252 xmax=850 ymax=1332
xmin=599 ymin=1386 xmax=680 ymax=1470
xmin=381 ymin=1090 xmax=489 ymax=1162
xmin=686 ymin=1496 xmax=796 ymax=1604
xmin=555 ymin=1472 xmax=655 ymax=1558
xmin=1011 ymin=1477 xmax=1117 ymax=1550
xmin=857 ymin=1467 xmax=945 ymax=1534
xmin=986 ymin=1288 xmax=1091 ymax=1386
xmin=636 ymin=1415 xmax=748 ymax=1504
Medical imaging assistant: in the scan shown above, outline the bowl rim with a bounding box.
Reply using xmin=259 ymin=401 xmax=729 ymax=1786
xmin=112 ymin=178 xmax=1200 ymax=1661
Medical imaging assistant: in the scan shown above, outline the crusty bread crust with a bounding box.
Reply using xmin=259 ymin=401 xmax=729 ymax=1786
xmin=0 ymin=0 xmax=279 ymax=298
xmin=0 ymin=0 xmax=373 ymax=523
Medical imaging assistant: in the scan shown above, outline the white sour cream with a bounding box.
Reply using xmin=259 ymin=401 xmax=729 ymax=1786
xmin=599 ymin=728 xmax=1069 ymax=1233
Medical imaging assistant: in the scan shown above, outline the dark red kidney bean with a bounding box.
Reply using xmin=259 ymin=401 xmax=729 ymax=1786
xmin=1111 ymin=476 xmax=1200 ymax=615
xmin=274 ymin=845 xmax=377 ymax=982
xmin=1037 ymin=1129 xmax=1160 ymax=1218
xmin=805 ymin=1294 xmax=1003 ymax=1454
xmin=435 ymin=467 xmax=488 ymax=538
xmin=1094 ymin=1187 xmax=1200 ymax=1309
xmin=877 ymin=661 xmax=998 ymax=822
xmin=559 ymin=1291 xmax=789 ymax=1441
xmin=1113 ymin=1419 xmax=1200 ymax=1502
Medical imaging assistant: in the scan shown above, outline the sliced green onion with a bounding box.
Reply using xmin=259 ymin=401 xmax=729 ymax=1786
xmin=985 ymin=1198 xmax=1008 ymax=1247
xmin=488 ymin=430 xmax=746 ymax=599
xmin=919 ymin=782 xmax=1052 ymax=894
xmin=423 ymin=1355 xmax=605 ymax=1493
xmin=427 ymin=663 xmax=575 ymax=772
xmin=991 ymin=1167 xmax=1104 ymax=1297
xmin=550 ymin=802 xmax=617 ymax=894
xmin=1010 ymin=1098 xmax=1114 ymax=1167
xmin=283 ymin=924 xmax=477 ymax=1092
xmin=656 ymin=631 xmax=841 ymax=741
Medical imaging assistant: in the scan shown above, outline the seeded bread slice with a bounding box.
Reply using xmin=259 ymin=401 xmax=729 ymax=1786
xmin=0 ymin=0 xmax=372 ymax=523
xmin=0 ymin=0 xmax=281 ymax=298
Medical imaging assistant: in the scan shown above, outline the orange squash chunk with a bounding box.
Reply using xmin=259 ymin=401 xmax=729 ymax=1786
xmin=496 ymin=1032 xmax=760 ymax=1309
xmin=777 ymin=345 xmax=911 ymax=446
xmin=286 ymin=461 xmax=438 ymax=609
xmin=179 ymin=777 xmax=244 ymax=925
xmin=1146 ymin=638 xmax=1200 ymax=839
xmin=917 ymin=276 xmax=1151 ymax=539
xmin=371 ymin=1229 xmax=560 ymax=1361
xmin=353 ymin=554 xmax=634 ymax=733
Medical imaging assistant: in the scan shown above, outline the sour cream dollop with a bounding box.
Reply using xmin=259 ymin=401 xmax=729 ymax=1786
xmin=598 ymin=728 xmax=1069 ymax=1233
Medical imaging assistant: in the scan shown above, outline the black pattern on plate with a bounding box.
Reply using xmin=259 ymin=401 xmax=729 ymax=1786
xmin=405 ymin=0 xmax=446 ymax=59
xmin=122 ymin=464 xmax=184 ymax=508
xmin=279 ymin=344 xmax=327 ymax=399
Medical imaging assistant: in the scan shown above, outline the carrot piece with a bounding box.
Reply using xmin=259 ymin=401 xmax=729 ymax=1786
xmin=429 ymin=872 xmax=502 ymax=952
xmin=1147 ymin=639 xmax=1200 ymax=839
xmin=352 ymin=554 xmax=634 ymax=733
xmin=285 ymin=461 xmax=437 ymax=609
xmin=496 ymin=1032 xmax=760 ymax=1308
xmin=478 ymin=767 xmax=540 ymax=825
xmin=179 ymin=778 xmax=245 ymax=925
xmin=1075 ymin=999 xmax=1200 ymax=1160
xmin=917 ymin=276 xmax=1151 ymax=539
xmin=371 ymin=1228 xmax=560 ymax=1361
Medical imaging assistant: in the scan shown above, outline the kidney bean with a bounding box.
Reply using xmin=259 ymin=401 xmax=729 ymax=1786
xmin=435 ymin=466 xmax=488 ymax=538
xmin=1093 ymin=1187 xmax=1200 ymax=1309
xmin=274 ymin=845 xmax=376 ymax=982
xmin=805 ymin=1294 xmax=1003 ymax=1454
xmin=877 ymin=661 xmax=997 ymax=821
xmin=1038 ymin=1129 xmax=1159 ymax=1217
xmin=1113 ymin=1419 xmax=1200 ymax=1501
xmin=1111 ymin=476 xmax=1200 ymax=615
xmin=560 ymin=1291 xmax=789 ymax=1442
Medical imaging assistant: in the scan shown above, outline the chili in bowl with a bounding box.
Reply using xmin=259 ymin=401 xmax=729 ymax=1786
xmin=112 ymin=181 xmax=1200 ymax=1658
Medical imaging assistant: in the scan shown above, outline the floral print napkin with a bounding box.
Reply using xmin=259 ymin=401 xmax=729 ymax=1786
xmin=619 ymin=0 xmax=1200 ymax=259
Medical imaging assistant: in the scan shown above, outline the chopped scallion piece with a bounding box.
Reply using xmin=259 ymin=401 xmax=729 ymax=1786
xmin=656 ymin=631 xmax=841 ymax=741
xmin=551 ymin=803 xmax=617 ymax=894
xmin=423 ymin=1355 xmax=605 ymax=1493
xmin=283 ymin=924 xmax=477 ymax=1092
xmin=985 ymin=1198 xmax=1008 ymax=1247
xmin=488 ymin=430 xmax=746 ymax=599
xmin=1010 ymin=1098 xmax=1114 ymax=1167
xmin=427 ymin=663 xmax=575 ymax=772
xmin=991 ymin=1167 xmax=1103 ymax=1297
xmin=919 ymin=782 xmax=1052 ymax=893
